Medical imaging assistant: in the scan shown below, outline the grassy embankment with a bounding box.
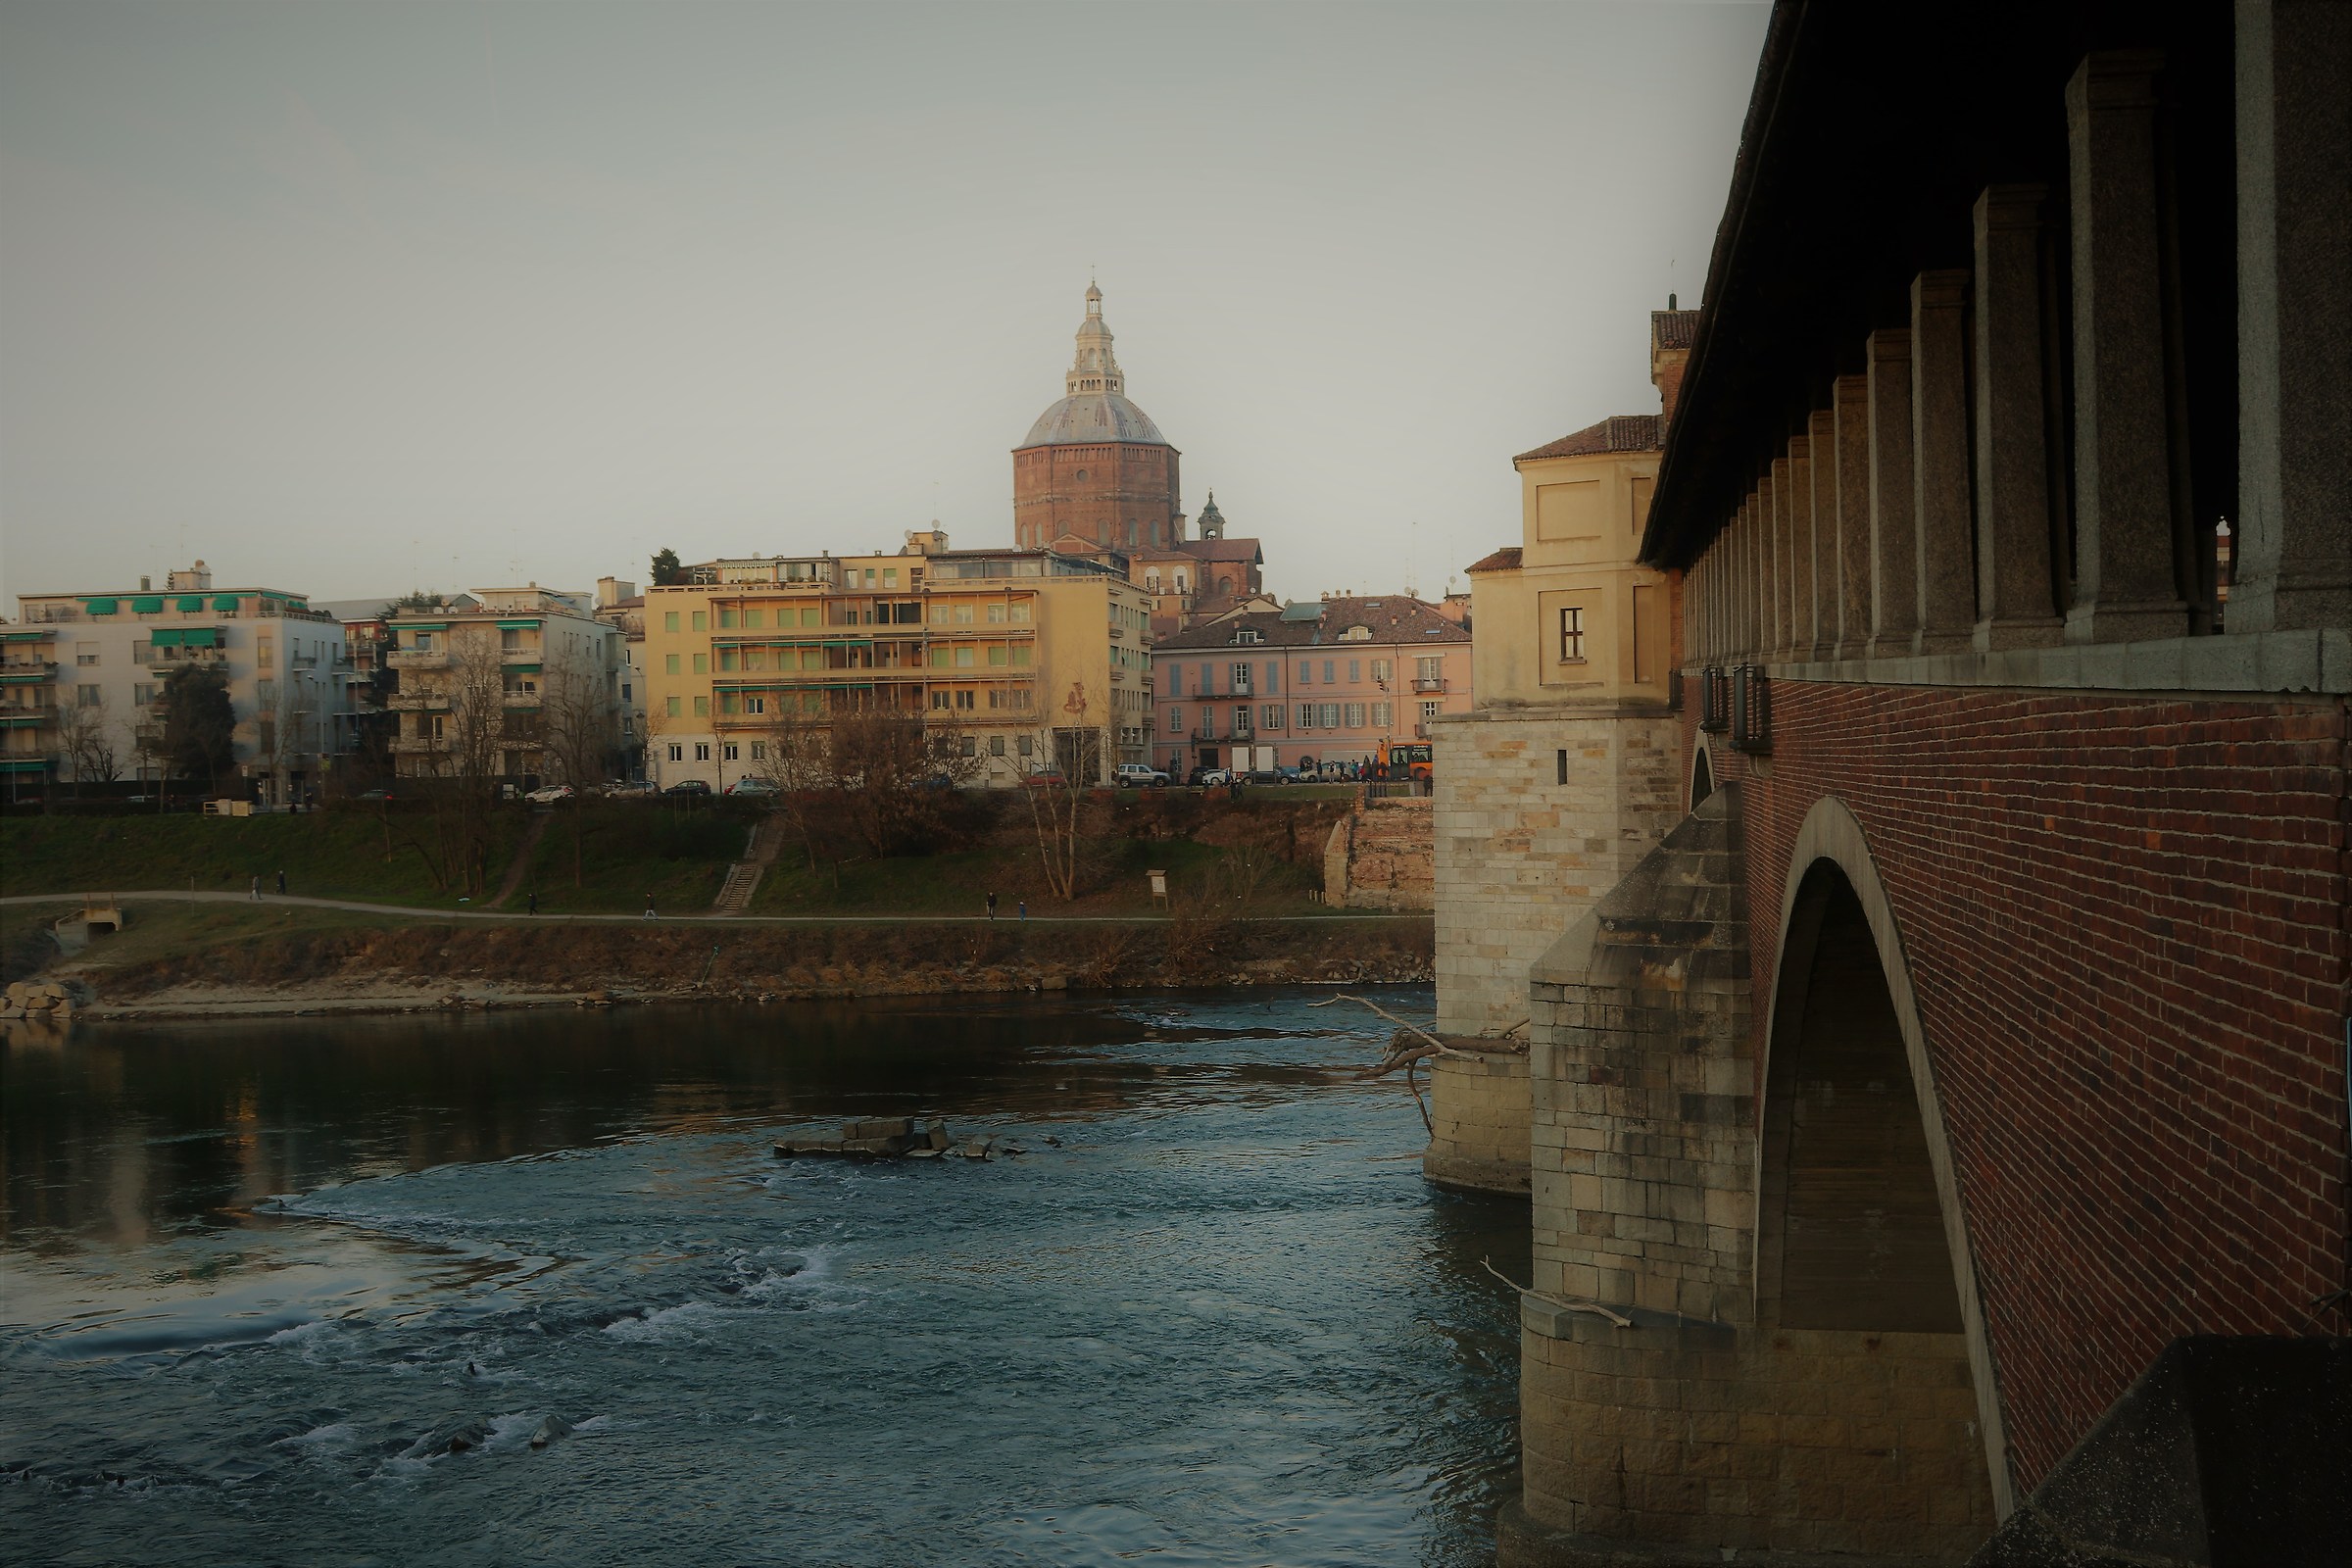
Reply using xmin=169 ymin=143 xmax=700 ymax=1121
xmin=3 ymin=789 xmax=1360 ymax=919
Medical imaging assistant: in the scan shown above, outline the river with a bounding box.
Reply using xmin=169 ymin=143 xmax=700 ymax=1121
xmin=0 ymin=988 xmax=1525 ymax=1566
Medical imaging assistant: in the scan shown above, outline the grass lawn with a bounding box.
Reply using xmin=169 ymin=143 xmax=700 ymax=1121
xmin=750 ymin=830 xmax=1326 ymax=917
xmin=1 ymin=809 xmax=529 ymax=908
xmin=508 ymin=800 xmax=753 ymax=914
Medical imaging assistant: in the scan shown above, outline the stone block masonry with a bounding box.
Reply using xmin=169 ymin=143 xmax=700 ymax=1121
xmin=1432 ymin=707 xmax=1684 ymax=1038
xmin=1424 ymin=1049 xmax=1532 ymax=1195
xmin=1322 ymin=794 xmax=1434 ymax=911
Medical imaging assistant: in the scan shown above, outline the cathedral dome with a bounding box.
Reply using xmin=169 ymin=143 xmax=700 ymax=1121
xmin=1015 ymin=282 xmax=1170 ymax=449
xmin=1021 ymin=391 xmax=1166 ymax=447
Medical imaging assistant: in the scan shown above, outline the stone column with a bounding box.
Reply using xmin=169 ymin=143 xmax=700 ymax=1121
xmin=1739 ymin=493 xmax=1759 ymax=659
xmin=1807 ymin=410 xmax=1838 ymax=658
xmin=2065 ymin=51 xmax=2191 ymax=645
xmin=1788 ymin=437 xmax=1819 ymax=660
xmin=1867 ymin=330 xmax=1918 ymax=659
xmin=1911 ymin=271 xmax=1975 ymax=653
xmin=1972 ymin=184 xmax=2065 ymax=650
xmin=1832 ymin=376 xmax=1872 ymax=660
xmin=1767 ymin=460 xmax=1791 ymax=658
xmin=2233 ymin=0 xmax=2352 ymax=633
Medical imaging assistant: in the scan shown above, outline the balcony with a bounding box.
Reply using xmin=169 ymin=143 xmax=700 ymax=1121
xmin=1411 ymin=677 xmax=1448 ymax=694
xmin=387 ymin=692 xmax=447 ymax=711
xmin=0 ymin=660 xmax=58 ymax=680
xmin=501 ymin=647 xmax=541 ymax=663
xmin=387 ymin=648 xmax=449 ymax=668
xmin=1193 ymin=724 xmax=1218 ymax=741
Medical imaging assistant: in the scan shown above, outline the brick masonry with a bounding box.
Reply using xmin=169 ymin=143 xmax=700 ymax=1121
xmin=1323 ymin=794 xmax=1434 ymax=911
xmin=1689 ymin=682 xmax=2351 ymax=1494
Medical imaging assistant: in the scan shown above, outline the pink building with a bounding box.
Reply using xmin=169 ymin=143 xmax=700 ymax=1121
xmin=1149 ymin=596 xmax=1472 ymax=777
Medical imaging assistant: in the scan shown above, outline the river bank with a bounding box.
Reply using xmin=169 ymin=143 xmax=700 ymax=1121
xmin=2 ymin=899 xmax=1434 ymax=1021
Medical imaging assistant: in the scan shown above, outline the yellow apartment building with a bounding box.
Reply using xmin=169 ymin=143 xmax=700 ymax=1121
xmin=642 ymin=534 xmax=1151 ymax=789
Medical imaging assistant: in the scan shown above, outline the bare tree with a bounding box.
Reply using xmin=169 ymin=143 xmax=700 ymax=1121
xmin=539 ymin=663 xmax=618 ymax=885
xmin=405 ymin=633 xmax=511 ymax=895
xmin=1020 ymin=677 xmax=1104 ymax=901
xmin=58 ymin=694 xmax=120 ymax=796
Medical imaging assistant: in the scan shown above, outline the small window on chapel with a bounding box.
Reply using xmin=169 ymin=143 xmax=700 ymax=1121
xmin=1559 ymin=607 xmax=1587 ymax=662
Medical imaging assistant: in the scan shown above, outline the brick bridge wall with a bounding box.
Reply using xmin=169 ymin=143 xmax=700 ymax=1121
xmin=1323 ymin=794 xmax=1434 ymax=911
xmin=1690 ymin=682 xmax=2350 ymax=1494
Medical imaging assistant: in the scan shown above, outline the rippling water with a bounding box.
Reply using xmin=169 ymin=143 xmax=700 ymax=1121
xmin=1 ymin=989 xmax=1525 ymax=1566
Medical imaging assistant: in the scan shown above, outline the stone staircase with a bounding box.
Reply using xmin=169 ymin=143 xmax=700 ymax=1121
xmin=711 ymin=814 xmax=787 ymax=916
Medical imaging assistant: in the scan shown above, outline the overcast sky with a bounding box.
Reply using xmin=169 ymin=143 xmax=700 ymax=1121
xmin=0 ymin=1 xmax=1766 ymax=611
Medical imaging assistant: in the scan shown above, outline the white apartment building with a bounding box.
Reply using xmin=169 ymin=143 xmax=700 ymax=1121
xmin=383 ymin=586 xmax=624 ymax=786
xmin=12 ymin=561 xmax=356 ymax=799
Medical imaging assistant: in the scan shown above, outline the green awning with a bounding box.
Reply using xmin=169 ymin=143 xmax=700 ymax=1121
xmin=150 ymin=628 xmax=184 ymax=647
xmin=401 ymin=622 xmax=449 ymax=632
xmin=0 ymin=758 xmax=51 ymax=770
xmin=84 ymin=598 xmax=118 ymax=613
xmin=181 ymin=627 xmax=219 ymax=648
xmin=505 ymin=662 xmax=541 ymax=673
xmin=495 ymin=618 xmax=541 ymax=629
xmin=176 ymin=596 xmax=205 ymax=612
xmin=2 ymin=631 xmax=51 ymax=641
xmin=213 ymin=595 xmax=240 ymax=611
xmin=131 ymin=596 xmax=164 ymax=612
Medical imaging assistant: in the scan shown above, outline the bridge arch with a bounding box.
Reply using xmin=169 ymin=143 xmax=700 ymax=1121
xmin=1757 ymin=795 xmax=2015 ymax=1517
xmin=1688 ymin=737 xmax=1715 ymax=809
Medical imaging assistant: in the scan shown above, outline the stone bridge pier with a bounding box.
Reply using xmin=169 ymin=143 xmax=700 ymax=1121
xmin=1501 ymin=786 xmax=2000 ymax=1565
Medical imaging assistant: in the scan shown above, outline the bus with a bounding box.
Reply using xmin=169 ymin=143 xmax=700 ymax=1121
xmin=1376 ymin=739 xmax=1434 ymax=782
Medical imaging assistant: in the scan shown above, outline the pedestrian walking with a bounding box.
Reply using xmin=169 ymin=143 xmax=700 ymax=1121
xmin=249 ymin=874 xmax=260 ymax=902
xmin=1018 ymin=901 xmax=1027 ymax=921
xmin=276 ymin=869 xmax=286 ymax=896
xmin=986 ymin=891 xmax=999 ymax=921
xmin=527 ymin=890 xmax=538 ymax=916
xmin=644 ymin=893 xmax=656 ymax=920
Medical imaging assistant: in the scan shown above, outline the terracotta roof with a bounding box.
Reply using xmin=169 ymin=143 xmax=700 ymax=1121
xmin=1464 ymin=547 xmax=1523 ymax=574
xmin=1651 ymin=310 xmax=1701 ymax=350
xmin=1177 ymin=536 xmax=1263 ymax=564
xmin=1514 ymin=414 xmax=1661 ymax=465
xmin=1152 ymin=595 xmax=1470 ymax=652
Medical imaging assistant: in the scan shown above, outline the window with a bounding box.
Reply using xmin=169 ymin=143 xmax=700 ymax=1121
xmin=1559 ymin=607 xmax=1586 ymax=662
xmin=1417 ymin=655 xmax=1444 ymax=682
xmin=1235 ymin=628 xmax=1260 ymax=645
xmin=663 ymin=612 xmax=680 ymax=633
xmin=75 ymin=643 xmax=98 ymax=666
xmin=744 ymin=695 xmax=765 ymax=714
xmin=668 ymin=744 xmax=685 ymax=762
xmin=692 ymin=653 xmax=709 ymax=674
xmin=1297 ymin=703 xmax=1315 ymax=729
xmin=1422 ymin=700 xmax=1443 ymax=723
xmin=1320 ymin=703 xmax=1341 ymax=729
xmin=990 ymin=735 xmax=1005 ymax=757
xmin=665 ymin=654 xmax=680 ymax=674
xmin=745 ymin=609 xmax=764 ymax=629
xmin=1344 ymin=703 xmax=1366 ymax=728
xmin=884 ymin=568 xmax=899 ymax=588
xmin=1298 ymin=660 xmax=1312 ymax=684
xmin=133 ymin=683 xmax=155 ymax=707
xmin=953 ymin=603 xmax=974 ymax=625
xmin=1341 ymin=624 xmax=1371 ymax=641
xmin=987 ymin=603 xmax=1006 ymax=623
xmin=955 ymin=689 xmax=976 ymax=710
xmin=1010 ymin=603 xmax=1030 ymax=623
xmin=751 ymin=741 xmax=767 ymax=760
xmin=693 ymin=696 xmax=710 ymax=716
xmin=75 ymin=683 xmax=101 ymax=707
xmin=1232 ymin=705 xmax=1251 ymax=735
xmin=621 ymin=682 xmax=632 ymax=701
xmin=1168 ymin=708 xmax=1182 ymax=733
xmin=666 ymin=696 xmax=681 ymax=717
xmin=1010 ymin=646 xmax=1031 ymax=667
xmin=695 ymin=742 xmax=710 ymax=761
xmin=955 ymin=646 xmax=975 ymax=667
xmin=959 ymin=735 xmax=977 ymax=758
xmin=718 ymin=648 xmax=739 ymax=671
xmin=987 ymin=646 xmax=1007 ymax=666
xmin=1372 ymin=703 xmax=1392 ymax=729
xmin=257 ymin=638 xmax=273 ymax=663
xmin=257 ymin=679 xmax=277 ymax=705
xmin=1261 ymin=704 xmax=1283 ymax=731
xmin=1199 ymin=662 xmax=1213 ymax=695
xmin=1348 ymin=660 xmax=1360 ymax=683
xmin=716 ymin=742 xmax=735 ymax=762
xmin=1231 ymin=662 xmax=1251 ymax=694
xmin=1264 ymin=662 xmax=1279 ymax=693
xmin=501 ymin=627 xmax=522 ymax=650
xmin=1323 ymin=661 xmax=1335 ymax=684
xmin=1372 ymin=660 xmax=1391 ymax=685
xmin=691 ymin=612 xmax=708 ymax=631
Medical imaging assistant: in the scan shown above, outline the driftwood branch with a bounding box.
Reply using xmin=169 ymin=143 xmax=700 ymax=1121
xmin=1479 ymin=1256 xmax=1635 ymax=1328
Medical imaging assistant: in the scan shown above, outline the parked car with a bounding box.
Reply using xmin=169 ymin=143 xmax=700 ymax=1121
xmin=1189 ymin=767 xmax=1234 ymax=788
xmin=357 ymin=788 xmax=396 ymax=803
xmin=725 ymin=776 xmax=779 ymax=798
xmin=662 ymin=779 xmax=713 ymax=797
xmin=523 ymin=784 xmax=574 ymax=805
xmin=1113 ymin=763 xmax=1170 ymax=788
xmin=1244 ymin=768 xmax=1288 ymax=786
xmin=597 ymin=779 xmax=648 ymax=797
xmin=1021 ymin=768 xmax=1068 ymax=790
